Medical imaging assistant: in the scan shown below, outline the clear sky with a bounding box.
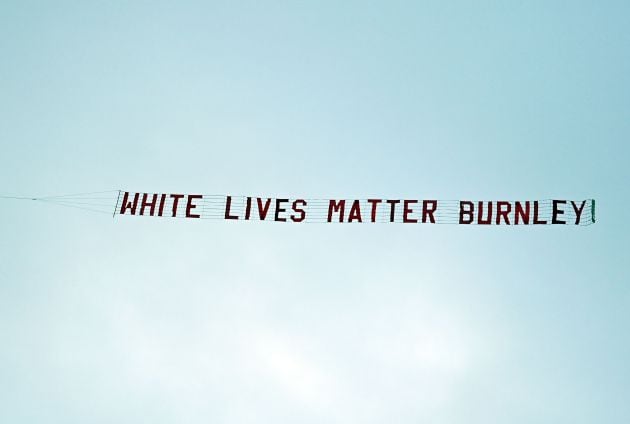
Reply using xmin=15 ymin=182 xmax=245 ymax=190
xmin=1 ymin=1 xmax=628 ymax=423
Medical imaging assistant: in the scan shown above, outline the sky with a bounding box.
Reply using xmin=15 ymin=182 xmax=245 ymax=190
xmin=0 ymin=1 xmax=629 ymax=423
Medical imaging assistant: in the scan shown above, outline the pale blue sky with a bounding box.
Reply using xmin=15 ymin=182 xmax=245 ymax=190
xmin=1 ymin=1 xmax=628 ymax=423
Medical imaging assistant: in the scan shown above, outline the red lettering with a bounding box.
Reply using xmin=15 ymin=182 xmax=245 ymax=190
xmin=275 ymin=198 xmax=288 ymax=222
xmin=496 ymin=201 xmax=511 ymax=225
xmin=571 ymin=200 xmax=586 ymax=225
xmin=515 ymin=201 xmax=530 ymax=225
xmin=170 ymin=194 xmax=185 ymax=217
xmin=186 ymin=195 xmax=202 ymax=218
xmin=387 ymin=199 xmax=400 ymax=222
xmin=348 ymin=200 xmax=362 ymax=223
xmin=257 ymin=198 xmax=272 ymax=220
xmin=328 ymin=199 xmax=345 ymax=222
xmin=245 ymin=197 xmax=252 ymax=220
xmin=224 ymin=196 xmax=238 ymax=220
xmin=459 ymin=201 xmax=474 ymax=224
xmin=158 ymin=194 xmax=167 ymax=216
xmin=120 ymin=192 xmax=139 ymax=215
xmin=533 ymin=201 xmax=547 ymax=224
xmin=422 ymin=200 xmax=437 ymax=223
xmin=367 ymin=199 xmax=382 ymax=222
xmin=552 ymin=200 xmax=566 ymax=224
xmin=291 ymin=199 xmax=307 ymax=222
xmin=477 ymin=201 xmax=492 ymax=225
xmin=140 ymin=193 xmax=158 ymax=216
xmin=403 ymin=200 xmax=417 ymax=223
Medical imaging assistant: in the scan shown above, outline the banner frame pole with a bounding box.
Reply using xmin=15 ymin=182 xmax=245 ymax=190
xmin=113 ymin=190 xmax=122 ymax=219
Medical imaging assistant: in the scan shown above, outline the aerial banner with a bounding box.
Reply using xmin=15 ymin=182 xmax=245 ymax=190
xmin=114 ymin=191 xmax=596 ymax=225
